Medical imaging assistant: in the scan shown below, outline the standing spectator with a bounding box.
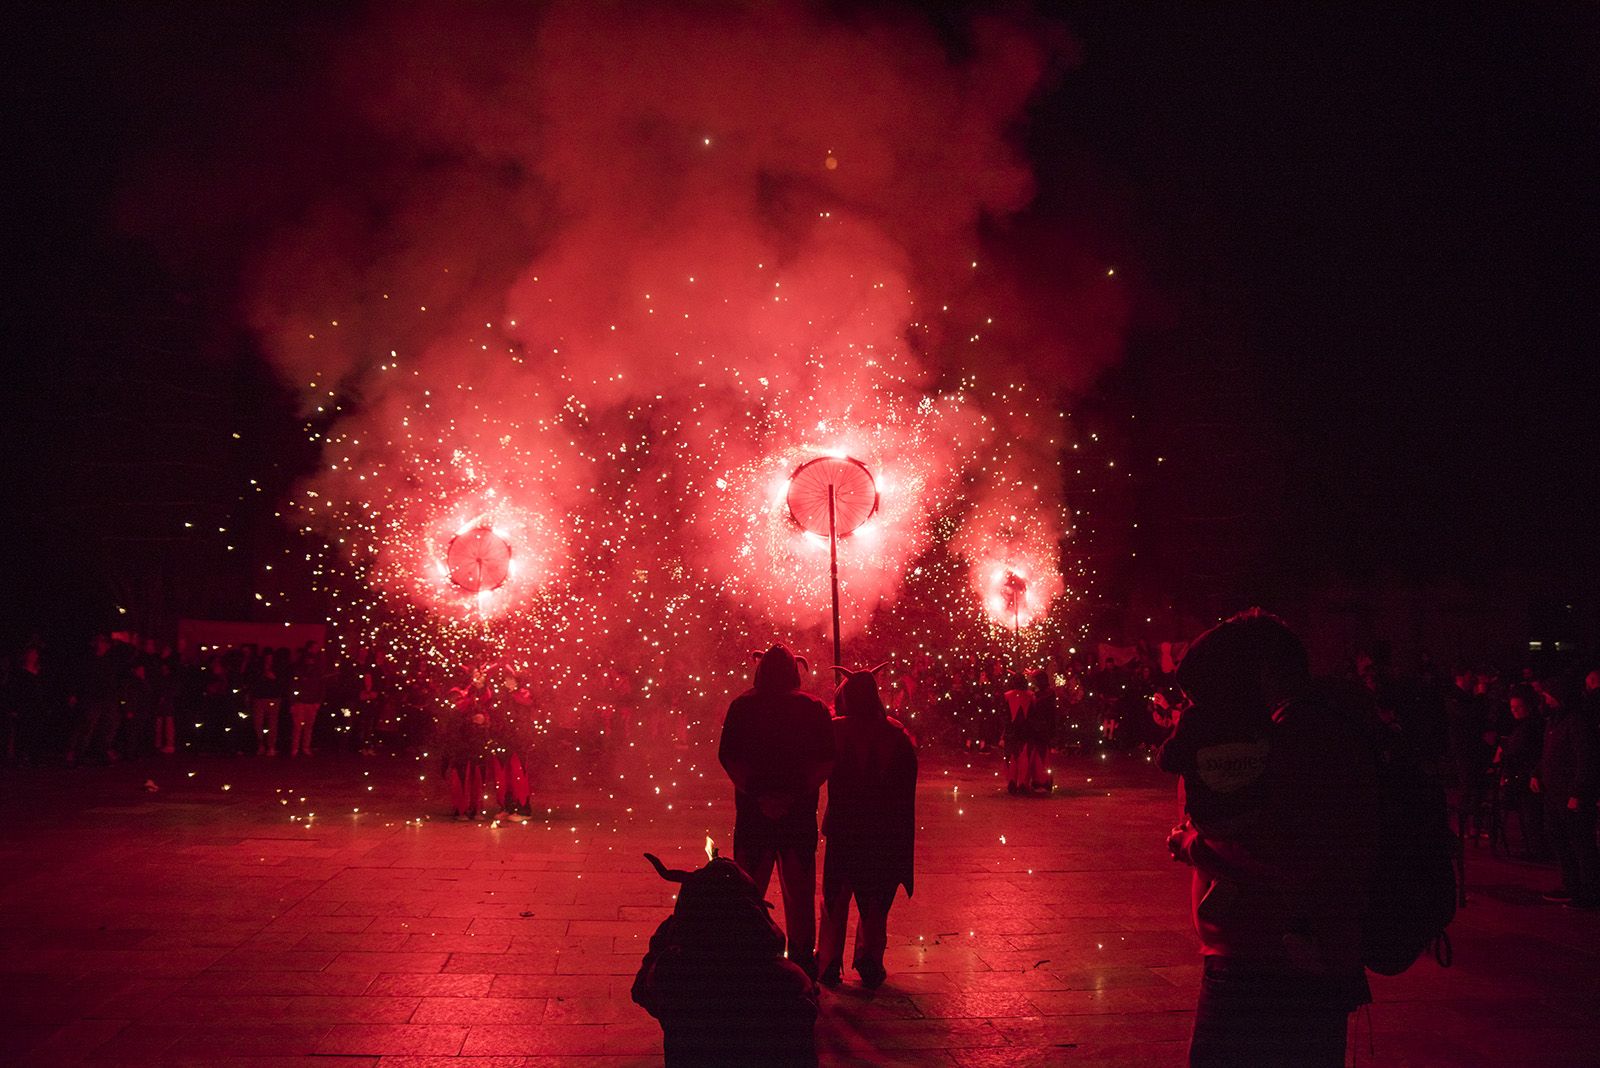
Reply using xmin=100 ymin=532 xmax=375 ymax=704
xmin=199 ymin=653 xmax=230 ymax=751
xmin=287 ymin=644 xmax=326 ymax=758
xmin=718 ymin=645 xmax=835 ymax=979
xmin=351 ymin=647 xmax=383 ymax=755
xmin=1532 ymin=676 xmax=1598 ymax=909
xmin=252 ymin=650 xmax=286 ymax=756
xmin=220 ymin=648 xmax=251 ymax=753
xmin=1447 ymin=668 xmax=1497 ymax=838
xmin=1160 ymin=610 xmax=1377 ymax=1068
xmin=1497 ymin=686 xmax=1548 ymax=860
xmin=67 ymin=635 xmax=120 ymax=766
xmin=816 ymin=665 xmax=917 ymax=989
xmin=1024 ymin=669 xmax=1057 ymax=793
xmin=153 ymin=655 xmax=178 ymax=755
xmin=120 ymin=659 xmax=156 ymax=759
xmin=1583 ymin=669 xmax=1600 ymax=723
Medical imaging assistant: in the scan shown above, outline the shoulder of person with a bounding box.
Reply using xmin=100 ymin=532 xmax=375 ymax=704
xmin=884 ymin=714 xmax=916 ymax=742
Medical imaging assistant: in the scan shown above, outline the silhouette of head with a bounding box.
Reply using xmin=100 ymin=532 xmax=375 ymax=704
xmin=643 ymin=852 xmax=784 ymax=958
xmin=749 ymin=645 xmax=809 ymax=693
xmin=1178 ymin=608 xmax=1310 ymax=713
xmin=832 ymin=662 xmax=889 ymax=718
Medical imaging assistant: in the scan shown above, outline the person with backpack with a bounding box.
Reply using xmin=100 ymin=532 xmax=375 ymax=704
xmin=1159 ymin=609 xmax=1378 ymax=1068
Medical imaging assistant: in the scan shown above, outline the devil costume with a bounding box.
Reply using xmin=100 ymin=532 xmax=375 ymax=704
xmin=632 ymin=852 xmax=818 ymax=1067
xmin=816 ymin=664 xmax=917 ymax=987
xmin=717 ymin=645 xmax=835 ymax=976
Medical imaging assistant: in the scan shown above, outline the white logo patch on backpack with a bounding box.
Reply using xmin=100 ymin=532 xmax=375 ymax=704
xmin=1194 ymin=740 xmax=1270 ymax=794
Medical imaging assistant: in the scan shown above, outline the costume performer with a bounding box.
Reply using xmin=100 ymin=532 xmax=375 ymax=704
xmin=633 ymin=850 xmax=818 ymax=1067
xmin=1002 ymin=673 xmax=1032 ymax=793
xmin=718 ymin=645 xmax=835 ymax=978
xmin=816 ymin=664 xmax=917 ymax=988
xmin=441 ymin=671 xmax=493 ymax=820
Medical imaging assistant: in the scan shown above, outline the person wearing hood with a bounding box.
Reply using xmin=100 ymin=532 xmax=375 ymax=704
xmin=632 ymin=850 xmax=818 ymax=1067
xmin=718 ymin=644 xmax=835 ymax=977
xmin=815 ymin=663 xmax=917 ymax=988
xmin=1158 ymin=609 xmax=1377 ymax=1068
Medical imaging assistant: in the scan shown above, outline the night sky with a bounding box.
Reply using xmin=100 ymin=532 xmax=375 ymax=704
xmin=5 ymin=2 xmax=1596 ymax=644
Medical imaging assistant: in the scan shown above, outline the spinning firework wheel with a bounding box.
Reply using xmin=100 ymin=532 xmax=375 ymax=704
xmin=446 ymin=527 xmax=512 ymax=593
xmin=786 ymin=455 xmax=878 ymax=667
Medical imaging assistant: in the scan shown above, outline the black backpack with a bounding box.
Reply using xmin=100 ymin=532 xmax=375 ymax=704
xmin=1361 ymin=708 xmax=1458 ymax=975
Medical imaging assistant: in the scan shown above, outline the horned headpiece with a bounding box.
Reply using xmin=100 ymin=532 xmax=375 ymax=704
xmin=832 ymin=661 xmax=891 ymax=719
xmin=642 ymin=851 xmax=784 ymax=957
xmin=747 ymin=644 xmax=809 ymax=692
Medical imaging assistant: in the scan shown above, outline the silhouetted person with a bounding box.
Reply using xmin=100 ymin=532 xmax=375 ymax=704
xmin=1159 ymin=609 xmax=1377 ymax=1068
xmin=67 ymin=635 xmax=120 ymax=766
xmin=253 ymin=650 xmax=286 ymax=756
xmin=816 ymin=664 xmax=917 ymax=988
xmin=1002 ymin=672 xmax=1031 ymax=793
xmin=1532 ymin=676 xmax=1599 ymax=909
xmin=633 ymin=850 xmax=818 ymax=1067
xmin=1497 ymin=685 xmax=1548 ymax=860
xmin=718 ymin=645 xmax=834 ymax=977
xmin=1445 ymin=667 xmax=1495 ymax=837
xmin=287 ymin=645 xmax=326 ymax=757
xmin=1024 ymin=669 xmax=1057 ymax=791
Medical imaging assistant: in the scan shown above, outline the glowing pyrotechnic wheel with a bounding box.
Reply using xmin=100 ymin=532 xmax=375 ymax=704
xmin=786 ymin=456 xmax=878 ymax=537
xmin=786 ymin=455 xmax=878 ymax=668
xmin=446 ymin=527 xmax=512 ymax=593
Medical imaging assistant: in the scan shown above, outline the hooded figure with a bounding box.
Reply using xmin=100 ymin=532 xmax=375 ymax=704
xmin=717 ymin=645 xmax=834 ymax=976
xmin=815 ymin=663 xmax=918 ymax=988
xmin=1158 ymin=609 xmax=1377 ymax=1068
xmin=632 ymin=851 xmax=818 ymax=1067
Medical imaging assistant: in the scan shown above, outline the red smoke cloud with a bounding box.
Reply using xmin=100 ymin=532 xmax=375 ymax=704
xmin=126 ymin=1 xmax=1127 ymax=713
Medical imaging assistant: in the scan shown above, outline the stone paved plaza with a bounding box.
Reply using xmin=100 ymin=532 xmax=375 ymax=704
xmin=3 ymin=744 xmax=1598 ymax=1067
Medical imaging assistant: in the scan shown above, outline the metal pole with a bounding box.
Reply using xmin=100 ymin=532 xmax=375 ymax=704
xmin=829 ymin=484 xmax=841 ymax=669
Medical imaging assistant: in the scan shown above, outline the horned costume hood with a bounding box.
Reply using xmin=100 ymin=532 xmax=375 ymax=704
xmin=641 ymin=852 xmax=786 ymax=959
xmin=752 ymin=644 xmax=809 ymax=693
xmin=832 ymin=663 xmax=889 ymax=719
xmin=632 ymin=850 xmax=820 ymax=1068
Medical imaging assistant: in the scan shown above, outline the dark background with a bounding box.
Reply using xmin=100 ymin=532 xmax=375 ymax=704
xmin=4 ymin=3 xmax=1597 ymax=657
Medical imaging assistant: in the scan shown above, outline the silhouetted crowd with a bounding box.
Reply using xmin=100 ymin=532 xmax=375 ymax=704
xmin=892 ymin=655 xmax=1192 ymax=756
xmin=0 ymin=634 xmax=395 ymax=765
xmin=1430 ymin=661 xmax=1600 ymax=909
